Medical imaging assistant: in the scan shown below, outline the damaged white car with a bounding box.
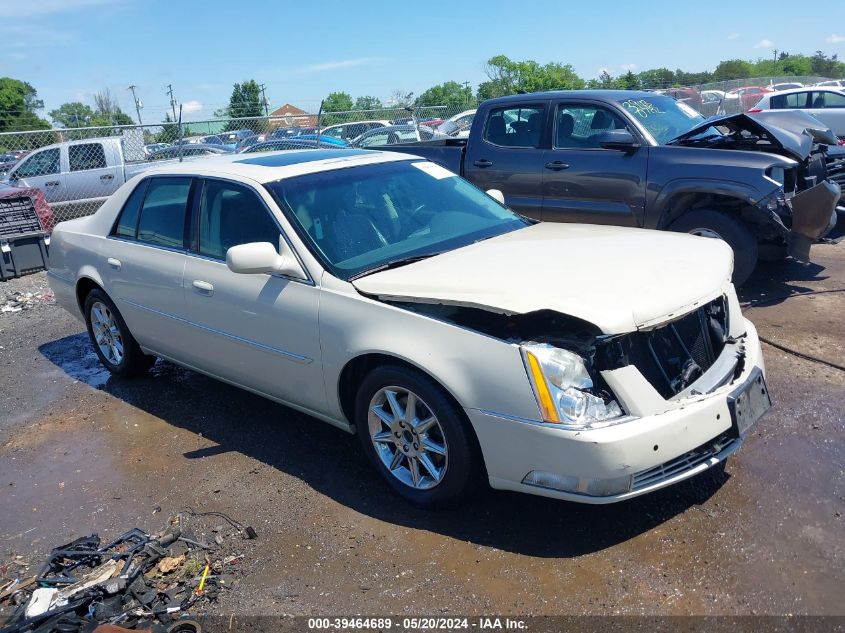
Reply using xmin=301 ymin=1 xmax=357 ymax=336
xmin=48 ymin=150 xmax=771 ymax=506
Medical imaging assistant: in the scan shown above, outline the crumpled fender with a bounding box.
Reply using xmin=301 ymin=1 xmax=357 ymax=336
xmin=787 ymin=180 xmax=842 ymax=261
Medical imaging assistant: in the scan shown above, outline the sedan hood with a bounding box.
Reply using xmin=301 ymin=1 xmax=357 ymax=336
xmin=669 ymin=111 xmax=837 ymax=161
xmin=352 ymin=223 xmax=733 ymax=335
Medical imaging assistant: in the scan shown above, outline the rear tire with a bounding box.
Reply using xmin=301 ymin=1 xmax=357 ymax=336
xmin=83 ymin=289 xmax=155 ymax=378
xmin=354 ymin=364 xmax=482 ymax=507
xmin=669 ymin=209 xmax=758 ymax=286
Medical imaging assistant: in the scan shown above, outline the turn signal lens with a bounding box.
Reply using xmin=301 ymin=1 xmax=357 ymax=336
xmin=525 ymin=351 xmax=560 ymax=423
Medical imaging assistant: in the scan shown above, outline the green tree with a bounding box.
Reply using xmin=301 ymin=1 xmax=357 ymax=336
xmin=0 ymin=77 xmax=51 ymax=134
xmin=810 ymin=51 xmax=845 ymax=78
xmin=713 ymin=59 xmax=754 ymax=80
xmin=416 ymin=81 xmax=474 ymax=108
xmin=476 ymin=55 xmax=584 ymax=101
xmin=618 ymin=71 xmax=639 ymax=90
xmin=321 ymin=91 xmax=354 ymax=125
xmin=354 ymin=95 xmax=383 ymax=111
xmin=156 ymin=113 xmax=180 ymax=143
xmin=220 ymin=80 xmax=264 ymax=131
xmin=49 ymin=102 xmax=96 ymax=128
xmin=636 ymin=68 xmax=675 ymax=89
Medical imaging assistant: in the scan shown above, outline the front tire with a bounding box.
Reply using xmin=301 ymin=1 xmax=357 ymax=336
xmin=669 ymin=209 xmax=758 ymax=286
xmin=355 ymin=365 xmax=482 ymax=507
xmin=84 ymin=289 xmax=155 ymax=378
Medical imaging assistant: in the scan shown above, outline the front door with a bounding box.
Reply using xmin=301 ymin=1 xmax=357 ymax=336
xmin=541 ymin=102 xmax=648 ymax=227
xmin=11 ymin=147 xmax=65 ymax=204
xmin=463 ymin=102 xmax=548 ymax=220
xmin=180 ymin=178 xmax=324 ymax=411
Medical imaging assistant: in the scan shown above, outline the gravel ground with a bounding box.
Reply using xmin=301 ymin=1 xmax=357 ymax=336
xmin=0 ymin=229 xmax=843 ymax=618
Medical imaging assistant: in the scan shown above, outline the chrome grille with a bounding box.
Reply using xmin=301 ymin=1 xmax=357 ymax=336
xmin=632 ymin=435 xmax=737 ymax=491
xmin=0 ymin=196 xmax=43 ymax=238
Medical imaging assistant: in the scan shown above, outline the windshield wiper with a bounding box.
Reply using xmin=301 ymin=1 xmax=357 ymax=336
xmin=349 ymin=252 xmax=446 ymax=281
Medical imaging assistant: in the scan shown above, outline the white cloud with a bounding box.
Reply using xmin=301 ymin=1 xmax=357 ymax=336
xmin=727 ymin=33 xmax=740 ymax=40
xmin=826 ymin=34 xmax=845 ymax=44
xmin=620 ymin=63 xmax=638 ymax=72
xmin=180 ymin=100 xmax=203 ymax=114
xmin=754 ymin=38 xmax=774 ymax=49
xmin=297 ymin=57 xmax=379 ymax=74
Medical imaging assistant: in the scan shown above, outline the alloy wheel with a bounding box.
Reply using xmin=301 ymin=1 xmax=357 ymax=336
xmin=368 ymin=386 xmax=448 ymax=490
xmin=688 ymin=227 xmax=723 ymax=240
xmin=90 ymin=301 xmax=124 ymax=366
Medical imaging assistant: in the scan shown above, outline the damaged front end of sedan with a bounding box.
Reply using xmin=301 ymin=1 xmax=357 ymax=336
xmin=669 ymin=110 xmax=841 ymax=261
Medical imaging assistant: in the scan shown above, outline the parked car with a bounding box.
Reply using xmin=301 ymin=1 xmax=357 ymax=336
xmin=239 ymin=139 xmax=347 ymax=153
xmin=699 ymin=90 xmax=729 ymax=116
xmin=750 ymin=87 xmax=845 ymax=140
xmin=379 ymin=90 xmax=841 ymax=284
xmin=726 ymin=86 xmax=772 ymax=110
xmin=143 ymin=143 xmax=170 ymax=157
xmin=48 ymin=150 xmax=770 ymax=506
xmin=319 ymin=121 xmax=389 ymax=142
xmin=350 ymin=125 xmax=445 ymax=148
xmin=219 ymin=129 xmax=254 ymax=150
xmin=815 ymin=80 xmax=845 ymax=88
xmin=291 ymin=134 xmax=348 ymax=147
xmin=147 ymin=144 xmax=233 ymax=161
xmin=769 ymin=82 xmax=804 ymax=91
xmin=441 ymin=109 xmax=476 ymax=138
xmin=661 ymin=87 xmax=703 ymax=110
xmin=269 ymin=127 xmax=317 ymax=140
xmin=3 ymin=137 xmax=155 ymax=218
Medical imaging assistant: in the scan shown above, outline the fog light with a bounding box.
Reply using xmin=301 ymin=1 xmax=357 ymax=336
xmin=522 ymin=471 xmax=633 ymax=496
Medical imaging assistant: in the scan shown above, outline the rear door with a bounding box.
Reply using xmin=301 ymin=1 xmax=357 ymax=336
xmin=180 ymin=177 xmax=324 ymax=410
xmin=11 ymin=147 xmax=65 ymax=203
xmin=463 ymin=102 xmax=548 ymax=220
xmin=805 ymin=90 xmax=845 ymax=138
xmin=104 ymin=176 xmax=192 ymax=358
xmin=66 ymin=142 xmax=121 ymax=203
xmin=541 ymin=101 xmax=647 ymax=227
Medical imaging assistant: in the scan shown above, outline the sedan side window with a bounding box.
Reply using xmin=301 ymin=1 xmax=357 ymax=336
xmin=483 ymin=106 xmax=545 ymax=148
xmin=820 ymin=92 xmax=845 ymax=108
xmin=111 ymin=179 xmax=149 ymax=238
xmin=198 ymin=180 xmax=281 ymax=259
xmin=770 ymin=92 xmax=810 ymax=109
xmin=136 ymin=177 xmax=192 ymax=249
xmin=15 ymin=148 xmax=60 ymax=178
xmin=554 ymin=105 xmax=629 ymax=149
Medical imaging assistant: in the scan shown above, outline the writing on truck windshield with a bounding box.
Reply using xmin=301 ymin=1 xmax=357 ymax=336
xmin=618 ymin=95 xmax=704 ymax=144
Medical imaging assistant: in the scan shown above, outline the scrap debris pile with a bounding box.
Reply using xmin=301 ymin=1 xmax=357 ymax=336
xmin=0 ymin=510 xmax=256 ymax=633
xmin=1 ymin=290 xmax=54 ymax=313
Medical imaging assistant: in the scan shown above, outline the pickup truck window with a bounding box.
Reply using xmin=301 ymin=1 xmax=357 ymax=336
xmin=112 ymin=179 xmax=149 ymax=239
xmin=554 ymin=105 xmax=629 ymax=149
xmin=483 ymin=106 xmax=544 ymax=148
xmin=617 ymin=95 xmax=704 ymax=144
xmin=198 ymin=179 xmax=281 ymax=259
xmin=68 ymin=143 xmax=107 ymax=171
xmin=136 ymin=177 xmax=192 ymax=249
xmin=266 ymin=160 xmax=527 ymax=280
xmin=15 ymin=148 xmax=60 ymax=178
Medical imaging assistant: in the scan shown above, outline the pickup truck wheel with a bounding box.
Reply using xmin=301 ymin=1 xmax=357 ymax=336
xmin=84 ymin=289 xmax=155 ymax=378
xmin=669 ymin=210 xmax=758 ymax=286
xmin=355 ymin=365 xmax=482 ymax=507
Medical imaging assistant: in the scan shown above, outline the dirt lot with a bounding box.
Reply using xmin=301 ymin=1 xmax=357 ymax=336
xmin=1 ymin=228 xmax=843 ymax=617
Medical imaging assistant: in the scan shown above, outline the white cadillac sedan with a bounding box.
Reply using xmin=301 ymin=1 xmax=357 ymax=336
xmin=48 ymin=149 xmax=771 ymax=506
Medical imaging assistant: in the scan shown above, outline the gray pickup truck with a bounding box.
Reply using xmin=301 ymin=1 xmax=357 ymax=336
xmin=383 ymin=90 xmax=841 ymax=284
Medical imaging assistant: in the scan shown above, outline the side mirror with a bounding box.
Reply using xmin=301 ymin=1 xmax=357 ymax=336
xmin=597 ymin=129 xmax=640 ymax=151
xmin=226 ymin=240 xmax=307 ymax=279
xmin=486 ymin=189 xmax=505 ymax=204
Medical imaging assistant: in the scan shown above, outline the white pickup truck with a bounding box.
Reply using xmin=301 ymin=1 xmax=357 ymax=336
xmin=5 ymin=137 xmax=155 ymax=219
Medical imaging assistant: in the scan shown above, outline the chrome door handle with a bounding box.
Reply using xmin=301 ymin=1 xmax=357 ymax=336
xmin=45 ymin=181 xmax=60 ymax=186
xmin=545 ymin=161 xmax=570 ymax=170
xmin=100 ymin=174 xmax=114 ymax=180
xmin=192 ymin=280 xmax=214 ymax=295
xmin=107 ymin=257 xmax=121 ymax=270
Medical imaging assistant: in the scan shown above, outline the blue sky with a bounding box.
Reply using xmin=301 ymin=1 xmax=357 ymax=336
xmin=2 ymin=0 xmax=844 ymax=123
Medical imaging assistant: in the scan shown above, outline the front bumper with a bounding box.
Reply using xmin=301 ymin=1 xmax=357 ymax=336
xmin=466 ymin=319 xmax=767 ymax=504
xmin=786 ymin=180 xmax=841 ymax=260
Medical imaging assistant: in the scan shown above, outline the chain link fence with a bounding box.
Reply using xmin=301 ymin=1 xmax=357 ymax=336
xmin=0 ymin=104 xmax=475 ymax=227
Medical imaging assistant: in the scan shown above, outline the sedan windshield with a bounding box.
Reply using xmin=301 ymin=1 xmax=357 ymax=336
xmin=617 ymin=95 xmax=707 ymax=144
xmin=265 ymin=160 xmax=528 ymax=280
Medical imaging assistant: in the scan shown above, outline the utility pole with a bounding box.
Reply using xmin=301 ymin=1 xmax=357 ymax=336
xmin=166 ymin=84 xmax=177 ymax=120
xmin=259 ymin=83 xmax=269 ymax=117
xmin=127 ymin=85 xmax=143 ymax=125
xmin=772 ymin=49 xmax=779 ymax=75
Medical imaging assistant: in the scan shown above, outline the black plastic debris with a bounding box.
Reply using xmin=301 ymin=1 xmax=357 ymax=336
xmin=0 ymin=511 xmax=254 ymax=633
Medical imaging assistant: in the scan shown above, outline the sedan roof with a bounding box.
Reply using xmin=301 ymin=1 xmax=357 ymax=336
xmin=138 ymin=148 xmax=418 ymax=183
